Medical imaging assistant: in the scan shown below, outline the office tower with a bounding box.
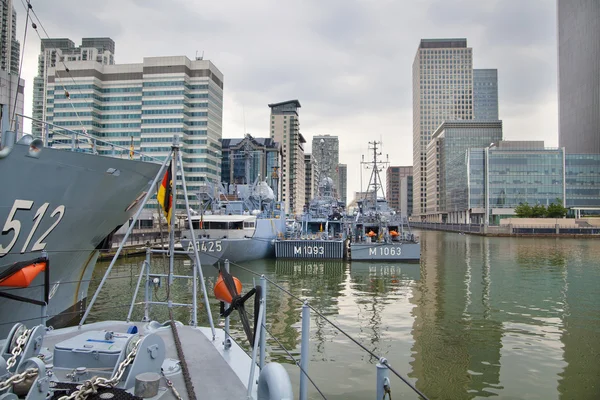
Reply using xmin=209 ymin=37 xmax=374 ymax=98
xmin=386 ymin=166 xmax=413 ymax=214
xmin=426 ymin=121 xmax=502 ymax=223
xmin=400 ymin=175 xmax=413 ymax=219
xmin=557 ymin=0 xmax=600 ymax=154
xmin=337 ymin=163 xmax=347 ymax=206
xmin=46 ymin=55 xmax=223 ymax=209
xmin=32 ymin=37 xmax=116 ymax=136
xmin=0 ymin=0 xmax=23 ymax=136
xmin=412 ymin=39 xmax=473 ymax=219
xmin=311 ymin=135 xmax=340 ymax=196
xmin=473 ymin=69 xmax=499 ymax=120
xmin=0 ymin=0 xmax=19 ymax=74
xmin=304 ymin=153 xmax=318 ymax=206
xmin=221 ymin=133 xmax=281 ymax=191
xmin=269 ymin=100 xmax=306 ymax=215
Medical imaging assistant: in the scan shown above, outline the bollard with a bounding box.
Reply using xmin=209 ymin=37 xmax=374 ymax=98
xmin=299 ymin=301 xmax=310 ymax=400
xmin=376 ymin=358 xmax=391 ymax=400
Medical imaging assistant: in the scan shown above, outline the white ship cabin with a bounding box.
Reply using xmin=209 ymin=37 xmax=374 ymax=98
xmin=186 ymin=214 xmax=257 ymax=239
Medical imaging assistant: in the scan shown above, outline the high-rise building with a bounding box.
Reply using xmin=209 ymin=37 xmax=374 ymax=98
xmin=46 ymin=56 xmax=223 ymax=210
xmin=337 ymin=163 xmax=347 ymax=206
xmin=311 ymin=135 xmax=340 ymax=196
xmin=425 ymin=121 xmax=502 ymax=223
xmin=0 ymin=0 xmax=19 ymax=74
xmin=0 ymin=0 xmax=23 ymax=136
xmin=32 ymin=37 xmax=116 ymax=136
xmin=557 ymin=0 xmax=600 ymax=154
xmin=221 ymin=134 xmax=281 ymax=191
xmin=269 ymin=100 xmax=305 ymax=215
xmin=412 ymin=39 xmax=473 ymax=219
xmin=400 ymin=175 xmax=413 ymax=219
xmin=304 ymin=153 xmax=318 ymax=206
xmin=473 ymin=69 xmax=499 ymax=120
xmin=386 ymin=166 xmax=413 ymax=213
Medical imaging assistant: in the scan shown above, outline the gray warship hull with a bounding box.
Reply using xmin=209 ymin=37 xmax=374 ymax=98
xmin=0 ymin=143 xmax=160 ymax=336
xmin=349 ymin=242 xmax=421 ymax=261
xmin=180 ymin=218 xmax=285 ymax=265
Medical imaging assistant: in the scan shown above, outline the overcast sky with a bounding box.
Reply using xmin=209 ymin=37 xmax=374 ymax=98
xmin=15 ymin=0 xmax=558 ymax=198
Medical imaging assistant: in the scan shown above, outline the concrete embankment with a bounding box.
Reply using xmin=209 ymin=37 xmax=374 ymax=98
xmin=410 ymin=219 xmax=600 ymax=238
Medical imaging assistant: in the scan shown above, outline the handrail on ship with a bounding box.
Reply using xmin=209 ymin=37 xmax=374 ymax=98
xmin=197 ymin=249 xmax=430 ymax=400
xmin=16 ymin=114 xmax=163 ymax=163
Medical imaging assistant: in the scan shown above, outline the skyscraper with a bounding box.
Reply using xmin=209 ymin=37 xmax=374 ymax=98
xmin=386 ymin=166 xmax=413 ymax=214
xmin=269 ymin=100 xmax=305 ymax=215
xmin=304 ymin=153 xmax=318 ymax=206
xmin=46 ymin=55 xmax=223 ymax=209
xmin=557 ymin=0 xmax=600 ymax=154
xmin=32 ymin=37 xmax=116 ymax=137
xmin=412 ymin=39 xmax=473 ymax=219
xmin=0 ymin=0 xmax=19 ymax=74
xmin=337 ymin=163 xmax=347 ymax=206
xmin=473 ymin=69 xmax=499 ymax=120
xmin=0 ymin=0 xmax=24 ymax=136
xmin=311 ymin=135 xmax=340 ymax=196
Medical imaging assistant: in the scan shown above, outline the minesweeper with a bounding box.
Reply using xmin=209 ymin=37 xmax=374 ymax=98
xmin=0 ymin=112 xmax=161 ymax=337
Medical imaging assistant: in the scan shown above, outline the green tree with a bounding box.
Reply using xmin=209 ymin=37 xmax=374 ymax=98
xmin=531 ymin=203 xmax=547 ymax=218
xmin=546 ymin=198 xmax=568 ymax=218
xmin=514 ymin=202 xmax=532 ymax=218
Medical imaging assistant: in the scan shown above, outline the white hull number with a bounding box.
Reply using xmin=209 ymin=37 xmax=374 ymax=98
xmin=0 ymin=199 xmax=66 ymax=257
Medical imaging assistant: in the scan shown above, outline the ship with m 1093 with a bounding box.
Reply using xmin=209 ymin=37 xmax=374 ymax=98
xmin=0 ymin=111 xmax=161 ymax=338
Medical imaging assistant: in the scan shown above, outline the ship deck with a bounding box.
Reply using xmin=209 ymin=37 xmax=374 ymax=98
xmin=37 ymin=321 xmax=255 ymax=400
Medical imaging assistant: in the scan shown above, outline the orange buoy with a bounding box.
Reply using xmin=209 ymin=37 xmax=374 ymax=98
xmin=390 ymin=230 xmax=399 ymax=237
xmin=0 ymin=261 xmax=47 ymax=288
xmin=213 ymin=273 xmax=242 ymax=303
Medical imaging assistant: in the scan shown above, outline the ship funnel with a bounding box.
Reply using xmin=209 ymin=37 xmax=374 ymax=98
xmin=0 ymin=130 xmax=16 ymax=159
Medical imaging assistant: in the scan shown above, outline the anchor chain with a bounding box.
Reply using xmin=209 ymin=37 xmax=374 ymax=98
xmin=56 ymin=337 xmax=141 ymax=400
xmin=0 ymin=368 xmax=38 ymax=392
xmin=6 ymin=328 xmax=33 ymax=370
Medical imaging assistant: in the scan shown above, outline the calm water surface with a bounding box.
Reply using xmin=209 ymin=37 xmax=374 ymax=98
xmin=88 ymin=230 xmax=600 ymax=399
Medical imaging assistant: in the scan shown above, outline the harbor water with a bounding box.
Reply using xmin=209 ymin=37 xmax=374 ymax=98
xmin=87 ymin=230 xmax=600 ymax=399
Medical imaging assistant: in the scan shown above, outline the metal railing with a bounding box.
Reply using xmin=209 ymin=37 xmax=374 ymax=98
xmin=16 ymin=114 xmax=162 ymax=162
xmin=222 ymin=258 xmax=430 ymax=400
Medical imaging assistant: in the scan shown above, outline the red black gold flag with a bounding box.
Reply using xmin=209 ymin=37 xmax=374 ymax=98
xmin=157 ymin=166 xmax=173 ymax=226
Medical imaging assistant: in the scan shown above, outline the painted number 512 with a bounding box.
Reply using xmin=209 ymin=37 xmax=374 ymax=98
xmin=0 ymin=199 xmax=66 ymax=257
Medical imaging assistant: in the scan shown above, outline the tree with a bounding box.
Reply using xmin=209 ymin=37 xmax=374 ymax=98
xmin=514 ymin=202 xmax=532 ymax=218
xmin=531 ymin=203 xmax=547 ymax=218
xmin=546 ymin=198 xmax=568 ymax=218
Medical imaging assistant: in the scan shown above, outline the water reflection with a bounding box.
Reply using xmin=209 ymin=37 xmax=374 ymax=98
xmin=87 ymin=232 xmax=600 ymax=400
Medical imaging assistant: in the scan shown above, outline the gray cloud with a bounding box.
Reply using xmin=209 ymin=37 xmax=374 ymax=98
xmin=17 ymin=0 xmax=559 ymax=198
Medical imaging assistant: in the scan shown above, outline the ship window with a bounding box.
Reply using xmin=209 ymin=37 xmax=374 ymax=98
xmin=229 ymin=221 xmax=244 ymax=229
xmin=244 ymin=222 xmax=255 ymax=228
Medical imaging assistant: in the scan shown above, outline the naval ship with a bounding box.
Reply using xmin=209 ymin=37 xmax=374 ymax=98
xmin=0 ymin=131 xmax=161 ymax=337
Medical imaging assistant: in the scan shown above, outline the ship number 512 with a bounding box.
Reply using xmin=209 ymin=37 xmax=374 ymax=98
xmin=0 ymin=199 xmax=65 ymax=257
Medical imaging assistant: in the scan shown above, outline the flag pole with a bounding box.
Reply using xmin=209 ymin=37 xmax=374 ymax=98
xmin=79 ymin=151 xmax=172 ymax=327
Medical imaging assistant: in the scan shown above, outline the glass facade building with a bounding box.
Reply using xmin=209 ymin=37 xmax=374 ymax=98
xmin=426 ymin=121 xmax=503 ymax=222
xmin=46 ymin=56 xmax=223 ymax=210
xmin=386 ymin=166 xmax=412 ymax=213
xmin=221 ymin=134 xmax=281 ymax=199
xmin=467 ymin=142 xmax=600 ymax=223
xmin=412 ymin=38 xmax=474 ymax=218
xmin=473 ymin=69 xmax=499 ymax=120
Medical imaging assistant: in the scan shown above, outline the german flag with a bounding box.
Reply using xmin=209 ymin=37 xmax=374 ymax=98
xmin=157 ymin=166 xmax=173 ymax=226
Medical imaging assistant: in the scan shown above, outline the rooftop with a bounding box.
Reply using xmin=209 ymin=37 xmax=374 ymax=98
xmin=420 ymin=38 xmax=467 ymax=49
xmin=267 ymin=99 xmax=301 ymax=108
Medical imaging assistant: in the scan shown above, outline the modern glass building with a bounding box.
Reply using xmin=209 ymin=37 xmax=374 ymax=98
xmin=386 ymin=166 xmax=412 ymax=213
xmin=412 ymin=38 xmax=474 ymax=218
xmin=473 ymin=69 xmax=499 ymax=120
xmin=467 ymin=141 xmax=600 ymax=223
xmin=221 ymin=134 xmax=281 ymax=193
xmin=46 ymin=55 xmax=223 ymax=210
xmin=425 ymin=121 xmax=503 ymax=222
